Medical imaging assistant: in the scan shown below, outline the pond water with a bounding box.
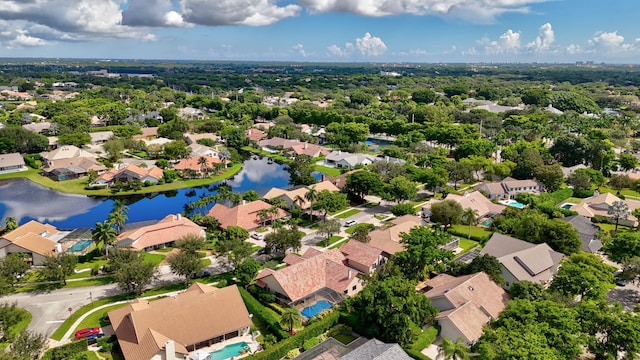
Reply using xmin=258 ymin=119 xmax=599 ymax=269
xmin=0 ymin=157 xmax=294 ymax=229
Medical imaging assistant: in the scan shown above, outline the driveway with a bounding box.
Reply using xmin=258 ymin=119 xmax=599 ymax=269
xmin=608 ymin=281 xmax=640 ymax=310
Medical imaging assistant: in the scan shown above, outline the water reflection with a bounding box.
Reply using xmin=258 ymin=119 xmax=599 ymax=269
xmin=0 ymin=158 xmax=291 ymax=229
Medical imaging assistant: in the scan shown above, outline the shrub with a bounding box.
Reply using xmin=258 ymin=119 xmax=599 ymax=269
xmin=42 ymin=339 xmax=88 ymax=360
xmin=285 ymin=349 xmax=300 ymax=359
xmin=592 ymin=215 xmax=611 ymax=224
xmin=390 ymin=203 xmax=416 ymax=216
xmin=303 ymin=337 xmax=320 ymax=351
xmin=573 ymin=189 xmax=594 ymax=198
xmin=91 ymin=265 xmax=99 ymax=276
xmin=248 ymin=284 xmax=277 ymax=303
xmin=239 ymin=288 xmax=288 ymax=340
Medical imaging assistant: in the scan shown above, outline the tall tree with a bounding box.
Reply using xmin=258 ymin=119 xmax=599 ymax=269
xmin=40 ymin=253 xmax=77 ymax=286
xmin=608 ymin=200 xmax=630 ymax=232
xmin=317 ymin=219 xmax=341 ymax=240
xmin=312 ymin=190 xmax=348 ymax=221
xmin=393 ymin=227 xmax=454 ymax=281
xmin=92 ymin=220 xmax=118 ymax=255
xmin=382 ymin=176 xmax=418 ymax=203
xmin=167 ymin=250 xmax=203 ymax=282
xmin=109 ymin=199 xmax=129 ymax=233
xmin=304 ymin=186 xmax=319 ymax=221
xmin=109 ymin=249 xmax=156 ymax=295
xmin=285 ymin=155 xmax=316 ymax=186
xmin=462 ymin=207 xmax=478 ymax=240
xmin=279 ymin=307 xmax=303 ymax=334
xmin=430 ymin=200 xmax=463 ymax=229
xmin=345 ymin=171 xmax=383 ymax=200
xmin=0 ymin=255 xmax=29 ymax=288
xmin=438 ymin=338 xmax=470 ymax=360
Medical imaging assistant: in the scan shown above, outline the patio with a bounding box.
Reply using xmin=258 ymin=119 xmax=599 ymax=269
xmin=190 ymin=333 xmax=261 ymax=360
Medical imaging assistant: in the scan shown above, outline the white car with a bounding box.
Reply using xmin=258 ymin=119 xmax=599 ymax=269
xmin=251 ymin=232 xmax=265 ymax=240
xmin=344 ymin=220 xmax=358 ymax=227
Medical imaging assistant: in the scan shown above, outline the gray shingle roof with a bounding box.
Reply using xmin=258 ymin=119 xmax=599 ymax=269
xmin=342 ymin=339 xmax=412 ymax=360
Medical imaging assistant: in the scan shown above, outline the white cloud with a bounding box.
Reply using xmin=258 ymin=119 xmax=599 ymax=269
xmin=9 ymin=31 xmax=47 ymax=47
xmin=526 ymin=22 xmax=554 ymax=52
xmin=327 ymin=32 xmax=387 ymax=58
xmin=179 ymin=0 xmax=300 ymax=26
xmin=293 ymin=44 xmax=307 ymax=57
xmin=299 ymin=0 xmax=549 ymax=23
xmin=479 ymin=29 xmax=521 ymax=54
xmin=591 ymin=31 xmax=628 ymax=49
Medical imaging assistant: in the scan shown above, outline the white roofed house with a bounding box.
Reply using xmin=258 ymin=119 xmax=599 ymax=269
xmin=477 ymin=177 xmax=543 ymax=200
xmin=0 ymin=153 xmax=27 ymax=174
xmin=324 ymin=151 xmax=375 ymax=169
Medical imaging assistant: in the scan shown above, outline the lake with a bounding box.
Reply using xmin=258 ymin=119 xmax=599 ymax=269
xmin=0 ymin=157 xmax=294 ymax=229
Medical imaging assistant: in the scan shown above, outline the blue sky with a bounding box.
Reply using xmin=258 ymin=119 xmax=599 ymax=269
xmin=0 ymin=0 xmax=639 ymax=63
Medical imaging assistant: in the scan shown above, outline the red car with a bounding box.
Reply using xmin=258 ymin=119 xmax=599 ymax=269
xmin=75 ymin=327 xmax=100 ymax=340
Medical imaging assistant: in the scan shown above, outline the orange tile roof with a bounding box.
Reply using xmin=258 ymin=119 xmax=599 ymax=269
xmin=95 ymin=164 xmax=163 ymax=184
xmin=245 ymin=128 xmax=267 ymax=141
xmin=368 ymin=216 xmax=423 ymax=255
xmin=1 ymin=220 xmax=59 ymax=257
xmin=173 ymin=156 xmax=224 ymax=172
xmin=207 ymin=200 xmax=289 ymax=230
xmin=115 ymin=214 xmax=205 ymax=250
xmin=256 ymin=248 xmax=360 ymax=303
xmin=108 ymin=284 xmax=252 ymax=360
xmin=339 ymin=240 xmax=383 ymax=271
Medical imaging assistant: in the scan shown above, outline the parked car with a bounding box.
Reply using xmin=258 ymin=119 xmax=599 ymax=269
xmin=75 ymin=327 xmax=101 ymax=340
xmin=344 ymin=220 xmax=358 ymax=227
xmin=85 ymin=333 xmax=105 ymax=345
xmin=251 ymin=232 xmax=265 ymax=240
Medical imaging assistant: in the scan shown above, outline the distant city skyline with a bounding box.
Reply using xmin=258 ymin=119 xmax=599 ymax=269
xmin=0 ymin=1 xmax=639 ymax=63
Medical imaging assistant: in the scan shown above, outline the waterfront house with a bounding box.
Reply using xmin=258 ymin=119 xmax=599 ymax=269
xmin=263 ymin=180 xmax=340 ymax=210
xmin=0 ymin=153 xmax=27 ymax=175
xmin=324 ymin=151 xmax=375 ymax=169
xmin=419 ymin=272 xmax=509 ymax=344
xmin=245 ymin=128 xmax=268 ymax=142
xmin=108 ymin=283 xmax=252 ymax=360
xmin=40 ymin=145 xmax=98 ymax=165
xmin=480 ymin=233 xmax=564 ymax=288
xmin=207 ymin=200 xmax=289 ymax=231
xmin=0 ymin=220 xmax=65 ymax=265
xmin=42 ymin=157 xmax=108 ymax=181
xmin=173 ymin=156 xmax=227 ymax=178
xmin=114 ymin=214 xmax=205 ymax=251
xmin=92 ymin=164 xmax=163 ymax=187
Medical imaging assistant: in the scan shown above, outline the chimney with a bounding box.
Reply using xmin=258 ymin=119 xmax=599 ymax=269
xmin=176 ymin=214 xmax=181 ymax=220
xmin=348 ymin=269 xmax=352 ymax=279
xmin=304 ymin=143 xmax=308 ymax=149
xmin=385 ymin=156 xmax=389 ymax=163
xmin=321 ymin=174 xmax=326 ymax=182
xmin=242 ymin=200 xmax=247 ymax=206
xmin=165 ymin=340 xmax=176 ymax=360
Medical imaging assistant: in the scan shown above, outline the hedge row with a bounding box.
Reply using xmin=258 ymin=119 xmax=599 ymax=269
xmin=238 ymin=287 xmax=289 ymax=340
xmin=248 ymin=310 xmax=340 ymax=360
xmin=42 ymin=339 xmax=88 ymax=360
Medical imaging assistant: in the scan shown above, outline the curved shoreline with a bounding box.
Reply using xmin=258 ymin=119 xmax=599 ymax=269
xmin=0 ymin=163 xmax=243 ymax=197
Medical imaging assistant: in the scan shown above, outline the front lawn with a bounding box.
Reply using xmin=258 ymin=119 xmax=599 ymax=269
xmin=74 ymin=303 xmax=128 ymax=332
xmin=142 ymin=252 xmax=166 ymax=266
xmin=317 ymin=236 xmax=344 ymax=248
xmin=314 ymin=165 xmax=341 ymax=177
xmin=335 ymin=209 xmax=361 ymax=219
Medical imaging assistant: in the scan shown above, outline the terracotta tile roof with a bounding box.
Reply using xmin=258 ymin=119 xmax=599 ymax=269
xmin=0 ymin=220 xmax=63 ymax=257
xmin=42 ymin=157 xmax=107 ymax=173
xmin=424 ymin=272 xmax=508 ymax=343
xmin=339 ymin=240 xmax=383 ymax=271
xmin=108 ymin=284 xmax=252 ymax=360
xmin=133 ymin=127 xmax=159 ymax=140
xmin=95 ymin=164 xmax=163 ymax=184
xmin=321 ymin=170 xmax=359 ymax=189
xmin=115 ymin=214 xmax=205 ymax=250
xmin=173 ymin=156 xmax=224 ymax=172
xmin=2 ymin=220 xmax=58 ymax=242
xmin=424 ymin=191 xmax=505 ymax=219
xmin=264 ymin=181 xmax=340 ymax=209
xmin=368 ymin=216 xmax=423 ymax=255
xmin=290 ymin=143 xmax=331 ymax=157
xmin=207 ymin=200 xmax=289 ymax=230
xmin=283 ymin=253 xmax=305 ymax=265
xmin=256 ymin=248 xmax=360 ymax=303
xmin=245 ymin=128 xmax=268 ymax=141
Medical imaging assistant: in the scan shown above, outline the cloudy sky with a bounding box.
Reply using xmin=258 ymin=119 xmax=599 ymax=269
xmin=0 ymin=0 xmax=638 ymax=63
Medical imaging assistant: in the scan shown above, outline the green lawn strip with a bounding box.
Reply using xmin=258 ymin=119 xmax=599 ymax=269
xmin=74 ymin=303 xmax=128 ymax=333
xmin=242 ymin=146 xmax=291 ymax=163
xmin=344 ymin=227 xmax=357 ymax=235
xmin=0 ymin=163 xmax=241 ymax=196
xmin=563 ymin=197 xmax=584 ymax=205
xmin=201 ymin=258 xmax=212 ymax=267
xmin=328 ymin=240 xmax=348 ymax=249
xmin=142 ymin=253 xmax=166 ymax=266
xmin=333 ymin=333 xmax=357 ymax=345
xmin=313 ymin=165 xmax=341 ymax=177
xmin=448 ymin=224 xmax=492 ymax=243
xmin=335 ymin=209 xmax=361 ymax=219
xmin=405 ymin=326 xmax=439 ymax=358
xmin=80 ymin=351 xmax=102 ymax=360
xmin=154 ymin=247 xmax=174 ymax=253
xmin=0 ymin=308 xmax=32 ymax=348
xmin=600 ymin=186 xmax=640 ymax=199
xmin=374 ymin=214 xmax=387 ymax=221
xmin=255 ymin=228 xmax=269 ymax=233
xmin=317 ymin=236 xmax=343 ymax=248
xmin=458 ymin=238 xmax=480 ymax=252
xmin=14 ymin=277 xmax=117 ymax=293
xmin=596 ymin=223 xmax=634 ymax=234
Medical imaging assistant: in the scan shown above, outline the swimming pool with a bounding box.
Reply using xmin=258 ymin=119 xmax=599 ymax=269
xmin=301 ymin=300 xmax=332 ymax=318
xmin=560 ymin=202 xmax=575 ymax=210
xmin=500 ymin=200 xmax=526 ymax=209
xmin=210 ymin=342 xmax=249 ymax=360
xmin=67 ymin=240 xmax=93 ymax=253
xmin=480 ymin=219 xmax=493 ymax=227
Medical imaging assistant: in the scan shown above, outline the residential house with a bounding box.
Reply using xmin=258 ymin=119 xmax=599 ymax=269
xmin=133 ymin=127 xmax=159 ymax=141
xmin=114 ymin=214 xmax=205 ymax=251
xmin=108 ymin=283 xmax=252 ymax=360
xmin=245 ymin=128 xmax=268 ymax=142
xmin=255 ymin=247 xmax=367 ymax=305
xmin=0 ymin=153 xmax=27 ymax=174
xmin=173 ymin=156 xmax=227 ymax=178
xmin=92 ymin=164 xmax=163 ymax=187
xmin=320 ymin=170 xmax=359 ymax=190
xmin=123 ymin=111 xmax=163 ymax=124
xmin=207 ymin=200 xmax=289 ymax=231
xmin=178 ymin=107 xmax=205 ymax=120
xmin=325 ymin=151 xmax=375 ymax=169
xmin=341 ymin=338 xmax=412 ymax=360
xmin=263 ymin=180 xmax=340 ymax=210
xmin=339 ymin=239 xmax=386 ymax=275
xmin=257 ymin=137 xmax=330 ymax=158
xmin=22 ymin=121 xmax=52 ymax=134
xmin=40 ymin=145 xmax=98 ymax=165
xmin=419 ymin=272 xmax=509 ymax=344
xmin=188 ymin=143 xmax=219 ymax=158
xmin=570 ymin=192 xmax=640 ymax=227
xmin=477 ymin=177 xmax=543 ymax=200
xmin=42 ymin=157 xmax=108 ymax=181
xmin=368 ymin=215 xmax=424 ymax=257
xmin=88 ymin=131 xmax=114 ymax=144
xmin=422 ymin=191 xmax=505 ymax=223
xmin=374 ymin=156 xmax=406 ymax=166
xmin=290 ymin=142 xmax=332 ymax=158
xmin=0 ymin=220 xmax=66 ymax=265
xmin=480 ymin=233 xmax=564 ymax=288
xmin=561 ymin=215 xmax=603 ymax=253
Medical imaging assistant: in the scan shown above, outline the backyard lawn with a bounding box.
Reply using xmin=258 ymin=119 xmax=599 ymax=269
xmin=142 ymin=253 xmax=166 ymax=266
xmin=596 ymin=223 xmax=634 ymax=234
xmin=448 ymin=224 xmax=493 ymax=240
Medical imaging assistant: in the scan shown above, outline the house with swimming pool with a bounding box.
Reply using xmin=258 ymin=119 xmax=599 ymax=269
xmin=476 ymin=177 xmax=543 ymax=200
xmin=0 ymin=220 xmax=77 ymax=265
xmin=108 ymin=283 xmax=255 ymax=360
xmin=114 ymin=214 xmax=205 ymax=251
xmin=255 ymin=243 xmax=382 ymax=308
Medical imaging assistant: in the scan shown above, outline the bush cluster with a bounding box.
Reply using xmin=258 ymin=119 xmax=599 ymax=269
xmin=239 ymin=288 xmax=289 ymax=340
xmin=42 ymin=339 xmax=88 ymax=360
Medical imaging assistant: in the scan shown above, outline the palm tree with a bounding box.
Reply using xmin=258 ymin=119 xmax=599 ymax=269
xmin=268 ymin=206 xmax=280 ymax=224
xmin=279 ymin=307 xmax=303 ymax=334
xmin=438 ymin=338 xmax=470 ymax=360
xmin=462 ymin=208 xmax=479 ymax=240
xmin=608 ymin=200 xmax=630 ymax=232
xmin=4 ymin=217 xmax=17 ymax=232
xmin=305 ymin=186 xmax=318 ymax=222
xmin=257 ymin=209 xmax=270 ymax=228
xmin=293 ymin=195 xmax=306 ymax=210
xmin=198 ymin=157 xmax=209 ymax=177
xmin=109 ymin=199 xmax=129 ymax=233
xmin=92 ymin=220 xmax=118 ymax=256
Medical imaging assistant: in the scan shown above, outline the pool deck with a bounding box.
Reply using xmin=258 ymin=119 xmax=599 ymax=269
xmin=197 ymin=334 xmax=261 ymax=360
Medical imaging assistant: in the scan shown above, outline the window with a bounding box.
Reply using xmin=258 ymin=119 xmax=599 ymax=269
xmin=352 ymin=285 xmax=357 ymax=291
xmin=343 ymin=289 xmax=348 ymax=294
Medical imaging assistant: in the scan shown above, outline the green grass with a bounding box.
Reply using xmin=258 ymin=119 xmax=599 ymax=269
xmin=142 ymin=253 xmax=166 ymax=266
xmin=374 ymin=214 xmax=388 ymax=221
xmin=0 ymin=163 xmax=242 ymax=196
xmin=448 ymin=224 xmax=493 ymax=239
xmin=74 ymin=303 xmax=128 ymax=332
xmin=600 ymin=186 xmax=640 ymax=199
xmin=313 ymin=165 xmax=341 ymax=177
xmin=334 ymin=333 xmax=357 ymax=345
xmin=596 ymin=223 xmax=634 ymax=235
xmin=407 ymin=326 xmax=439 ymax=353
xmin=317 ymin=236 xmax=343 ymax=247
xmin=335 ymin=209 xmax=361 ymax=219
xmin=154 ymin=247 xmax=174 ymax=253
xmin=255 ymin=228 xmax=269 ymax=233
xmin=459 ymin=238 xmax=480 ymax=252
xmin=563 ymin=197 xmax=583 ymax=204
xmin=201 ymin=258 xmax=212 ymax=267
